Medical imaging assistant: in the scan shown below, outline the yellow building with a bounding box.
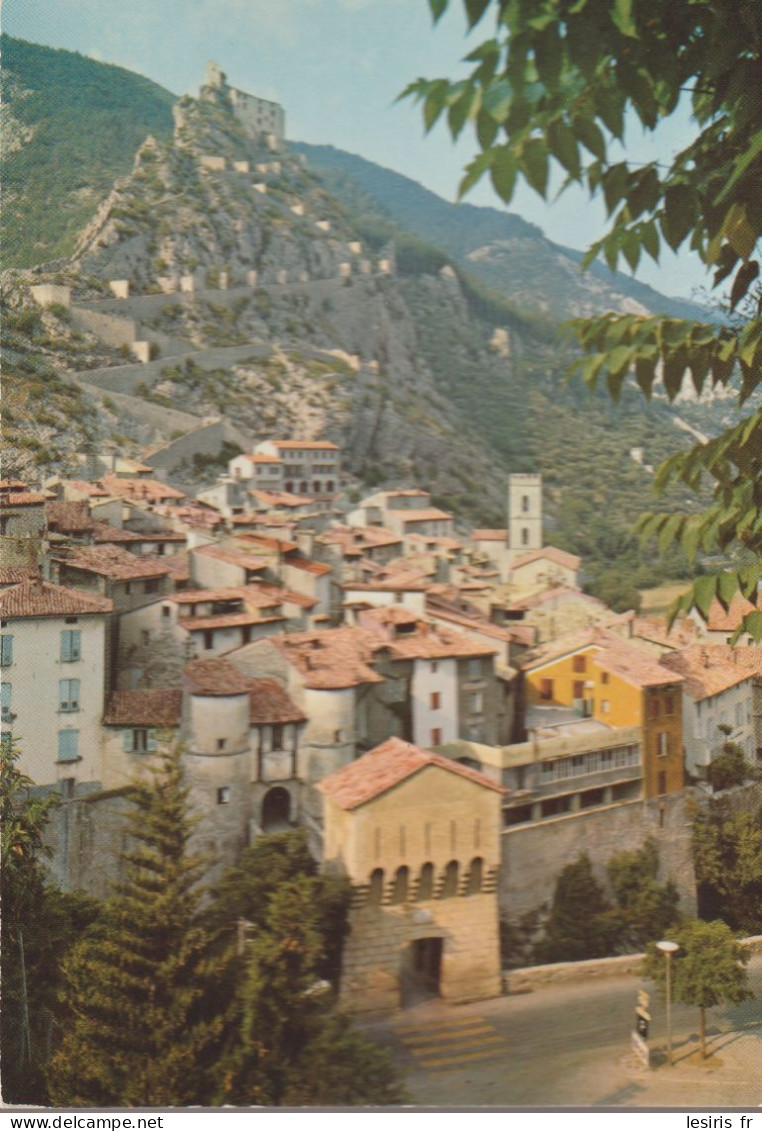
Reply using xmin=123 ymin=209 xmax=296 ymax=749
xmin=521 ymin=630 xmax=684 ymax=798
xmin=319 ymin=737 xmax=505 ymax=1013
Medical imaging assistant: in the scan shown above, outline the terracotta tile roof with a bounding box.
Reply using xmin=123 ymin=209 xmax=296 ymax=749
xmin=705 ymin=592 xmax=761 ymax=632
xmin=472 ymin=529 xmax=508 ymax=542
xmin=91 ymin=521 xmax=143 ymax=544
xmin=286 ymin=555 xmax=333 ymax=576
xmin=181 ymin=610 xmax=283 ymax=632
xmin=318 ymin=737 xmax=505 ymax=810
xmin=343 ymin=579 xmax=429 ymax=593
xmin=99 ymin=476 xmax=186 ymax=502
xmin=194 ymin=545 xmax=269 ymax=571
xmin=250 ymin=489 xmax=316 ymax=507
xmin=0 ymin=479 xmax=29 ymax=491
xmin=264 ymin=627 xmax=383 ymax=689
xmin=271 ymin=440 xmax=339 ymax=450
xmin=0 ymin=492 xmax=47 ymax=507
xmin=593 ymin=639 xmax=685 ymax=690
xmin=0 ymin=566 xmax=40 ymax=587
xmin=359 ymin=605 xmax=420 ymax=627
xmin=629 ymin=614 xmax=698 ymax=650
xmin=62 ymin=480 xmax=110 ymax=497
xmin=391 ymin=508 xmax=453 ymax=523
xmin=509 ymin=586 xmax=605 ymax=612
xmin=53 ymin=545 xmax=172 ymax=580
xmin=319 ymin=525 xmax=402 ymax=551
xmin=254 ymin=581 xmax=317 ymax=609
xmin=511 ymin=545 xmax=581 ymax=571
xmin=184 ymin=657 xmax=253 ymax=696
xmin=46 ymin=501 xmax=94 ymax=534
xmin=426 ymin=601 xmax=534 ymax=645
xmin=0 ymin=579 xmax=113 ymax=617
xmin=237 ymin=532 xmax=299 ymax=554
xmin=659 ymin=645 xmax=762 ymax=700
xmin=250 ymin=454 xmax=283 ymax=463
xmin=384 ymin=623 xmax=497 ymax=661
xmin=161 ymin=553 xmax=191 ymax=582
xmin=103 ymin=689 xmax=182 ymax=727
xmin=248 ymin=678 xmax=306 ymax=725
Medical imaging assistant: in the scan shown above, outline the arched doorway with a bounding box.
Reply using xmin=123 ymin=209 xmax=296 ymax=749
xmin=402 ymin=936 xmax=443 ymax=1006
xmin=261 ymin=786 xmax=291 ymax=832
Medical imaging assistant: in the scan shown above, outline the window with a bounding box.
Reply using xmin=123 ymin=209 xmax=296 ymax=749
xmin=430 ymin=691 xmax=441 ymax=710
xmin=601 ymin=699 xmax=611 ymax=715
xmin=441 ymin=860 xmax=459 ymax=898
xmin=665 ymin=694 xmax=675 ymax=716
xmin=122 ymin=729 xmax=157 ymax=753
xmin=573 ymin=681 xmax=585 ymax=699
xmin=657 ymin=770 xmax=667 ymax=796
xmin=391 ymin=866 xmax=409 ymax=905
xmin=649 ymin=698 xmax=660 ymax=718
xmin=272 ymin=724 xmax=284 ymax=749
xmin=1 ymin=683 xmax=11 ymax=721
xmin=469 ymin=691 xmax=483 ymax=713
xmin=60 ymin=630 xmax=81 ymax=663
xmin=521 ymin=527 xmax=529 ymax=545
xmin=368 ymin=868 xmax=384 ymax=906
xmin=735 ymin=702 xmax=745 ymax=727
xmin=572 ymin=655 xmax=586 ymax=673
xmin=417 ymin=862 xmax=434 ymax=901
xmin=521 ymin=495 xmax=529 ymax=513
xmin=468 ymin=658 xmax=482 ymax=678
xmin=539 ymin=678 xmax=554 ymax=702
xmin=466 ymin=857 xmax=483 ymax=895
xmin=430 ymin=661 xmax=438 ymax=674
xmin=430 ymin=727 xmax=442 ymax=745
xmin=334 ymin=729 xmax=345 ymax=742
xmin=144 ymin=578 xmax=160 ymax=594
xmin=124 ymin=582 xmax=132 ymax=595
xmin=656 ymin=732 xmax=669 ymax=757
xmin=59 ymin=679 xmax=80 ymax=712
xmin=203 ymin=630 xmax=213 ymax=650
xmin=162 ymin=605 xmax=171 ymax=619
xmin=0 ymin=635 xmax=13 ymax=667
xmin=217 ymin=787 xmax=231 ymax=805
xmin=601 ymin=671 xmax=609 ymax=685
xmin=600 ymin=750 xmax=612 ymax=769
xmin=217 ymin=738 xmax=227 ymax=751
xmin=57 ymin=729 xmax=79 ymax=762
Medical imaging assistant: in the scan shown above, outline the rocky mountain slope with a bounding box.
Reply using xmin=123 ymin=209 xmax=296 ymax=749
xmin=3 ymin=39 xmax=712 ymax=575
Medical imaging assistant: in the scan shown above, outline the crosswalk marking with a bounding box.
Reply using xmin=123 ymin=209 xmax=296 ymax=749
xmin=419 ymin=1044 xmax=507 ymax=1070
xmin=391 ymin=1014 xmax=486 ymax=1035
xmin=413 ymin=1034 xmax=505 ymax=1059
xmin=402 ymin=1025 xmax=494 ymax=1047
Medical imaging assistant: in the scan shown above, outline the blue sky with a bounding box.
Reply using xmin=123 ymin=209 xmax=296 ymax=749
xmin=6 ymin=0 xmax=706 ymax=298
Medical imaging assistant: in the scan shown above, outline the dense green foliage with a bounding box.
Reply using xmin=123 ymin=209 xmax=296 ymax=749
xmin=48 ymin=749 xmax=231 ymax=1106
xmin=209 ymin=831 xmax=403 ymax=1106
xmin=707 ymin=741 xmax=758 ymax=793
xmin=532 ymin=844 xmax=680 ymax=964
xmin=407 ymin=0 xmax=762 ymax=637
xmin=1 ymin=742 xmax=99 ymax=1104
xmin=691 ymin=798 xmax=762 ymax=933
xmin=3 ymin=35 xmax=174 ymax=266
xmin=643 ymin=919 xmax=752 ymax=1057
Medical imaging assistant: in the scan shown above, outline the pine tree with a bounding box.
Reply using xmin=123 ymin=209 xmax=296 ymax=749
xmin=1 ymin=740 xmax=97 ymax=1104
xmin=534 ymin=853 xmax=618 ymax=963
xmin=48 ymin=747 xmax=231 ymax=1106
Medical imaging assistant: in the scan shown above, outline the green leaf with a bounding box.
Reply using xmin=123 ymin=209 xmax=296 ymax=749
xmin=742 ymin=611 xmax=762 ymax=641
xmin=520 ymin=137 xmax=549 ymax=197
xmin=729 ymin=260 xmax=760 ymax=311
xmin=548 ymin=119 xmax=581 ymax=178
xmin=458 ymin=151 xmax=493 ymax=199
xmin=483 ymin=78 xmax=513 ymax=123
xmin=572 ymin=115 xmax=606 ymax=161
xmin=714 ymin=128 xmax=762 ymax=205
xmin=490 ymin=146 xmax=517 ymax=201
xmin=658 ymin=513 xmax=683 ymax=554
xmin=662 ymin=184 xmax=696 ymax=251
xmin=428 ymin=0 xmax=449 ymax=21
xmin=692 ymin=575 xmax=718 ymax=619
xmin=464 ymin=0 xmax=490 ymax=28
xmin=423 ymin=81 xmax=450 ymax=132
xmin=641 ymin=220 xmax=660 ymax=263
xmin=611 ymin=0 xmax=638 ymax=37
xmin=716 ymin=570 xmax=739 ymax=610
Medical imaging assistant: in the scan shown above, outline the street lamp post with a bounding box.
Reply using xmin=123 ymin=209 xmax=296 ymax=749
xmin=656 ymin=940 xmax=680 ymax=1066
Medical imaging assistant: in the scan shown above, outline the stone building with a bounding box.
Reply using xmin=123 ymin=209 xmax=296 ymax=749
xmin=319 ymin=737 xmax=505 ymax=1013
xmin=202 ymin=61 xmax=285 ymax=148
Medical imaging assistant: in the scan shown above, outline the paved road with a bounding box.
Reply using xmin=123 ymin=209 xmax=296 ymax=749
xmin=360 ymin=956 xmax=762 ymax=1108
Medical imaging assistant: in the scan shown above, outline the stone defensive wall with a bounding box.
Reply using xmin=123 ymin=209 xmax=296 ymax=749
xmin=71 ymin=306 xmax=140 ymax=347
xmin=500 ymin=789 xmax=697 ymax=924
xmin=143 ymin=418 xmax=251 ymax=474
xmin=75 ymin=380 xmax=202 ymax=434
xmin=78 ymin=344 xmax=272 ymax=396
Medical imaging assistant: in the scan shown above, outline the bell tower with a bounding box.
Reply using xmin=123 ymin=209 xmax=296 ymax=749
xmin=508 ymin=473 xmax=543 ymax=558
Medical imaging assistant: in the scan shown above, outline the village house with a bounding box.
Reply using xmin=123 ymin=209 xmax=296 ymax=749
xmin=252 ymin=439 xmax=340 ymax=500
xmin=0 ymin=579 xmax=112 ymax=786
xmin=658 ymin=644 xmax=762 ymax=777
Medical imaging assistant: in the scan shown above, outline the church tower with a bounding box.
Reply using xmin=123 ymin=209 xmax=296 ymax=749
xmin=508 ymin=473 xmax=543 ymax=558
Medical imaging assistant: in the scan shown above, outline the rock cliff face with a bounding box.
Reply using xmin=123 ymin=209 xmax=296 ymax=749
xmin=5 ymin=73 xmax=707 ymax=553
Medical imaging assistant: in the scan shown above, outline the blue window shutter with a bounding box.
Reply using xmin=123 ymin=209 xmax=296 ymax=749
xmin=58 ymin=730 xmax=79 ymax=762
xmin=123 ymin=730 xmax=134 ymax=752
xmin=0 ymin=636 xmax=13 ymax=666
xmin=147 ymin=731 xmax=158 ymax=752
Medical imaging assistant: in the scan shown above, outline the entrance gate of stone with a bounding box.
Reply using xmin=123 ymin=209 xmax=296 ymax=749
xmin=402 ymin=936 xmax=443 ymax=1006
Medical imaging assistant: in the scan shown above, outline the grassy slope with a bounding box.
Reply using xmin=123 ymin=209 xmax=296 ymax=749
xmin=2 ymin=35 xmax=175 ymax=267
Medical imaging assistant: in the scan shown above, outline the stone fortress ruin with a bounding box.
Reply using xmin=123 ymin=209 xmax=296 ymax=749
xmin=201 ymin=61 xmax=285 ymax=150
